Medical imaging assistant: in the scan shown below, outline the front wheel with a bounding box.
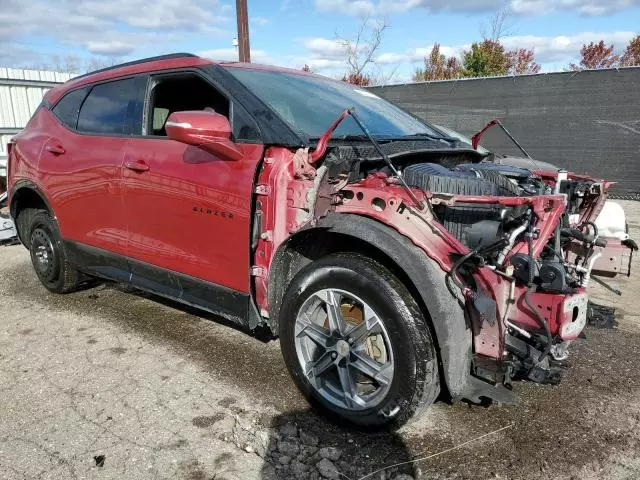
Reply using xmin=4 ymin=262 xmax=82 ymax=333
xmin=279 ymin=253 xmax=439 ymax=429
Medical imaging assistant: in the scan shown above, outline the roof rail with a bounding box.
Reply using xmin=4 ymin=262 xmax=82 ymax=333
xmin=71 ymin=53 xmax=199 ymax=81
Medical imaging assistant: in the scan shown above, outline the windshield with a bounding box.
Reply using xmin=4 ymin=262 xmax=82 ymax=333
xmin=226 ymin=67 xmax=441 ymax=140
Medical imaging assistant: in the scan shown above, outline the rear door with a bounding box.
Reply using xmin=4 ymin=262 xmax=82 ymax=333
xmin=44 ymin=77 xmax=145 ymax=278
xmin=122 ymin=69 xmax=264 ymax=305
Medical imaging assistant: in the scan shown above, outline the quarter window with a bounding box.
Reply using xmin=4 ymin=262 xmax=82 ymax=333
xmin=52 ymin=87 xmax=89 ymax=129
xmin=78 ymin=78 xmax=137 ymax=135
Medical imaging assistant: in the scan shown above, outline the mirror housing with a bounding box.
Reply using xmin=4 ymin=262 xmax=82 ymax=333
xmin=165 ymin=111 xmax=243 ymax=161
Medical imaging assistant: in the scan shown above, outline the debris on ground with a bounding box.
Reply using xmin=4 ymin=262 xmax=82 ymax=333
xmin=0 ymin=210 xmax=18 ymax=246
xmin=587 ymin=301 xmax=617 ymax=329
xmin=227 ymin=416 xmax=415 ymax=479
xmin=93 ymin=455 xmax=105 ymax=467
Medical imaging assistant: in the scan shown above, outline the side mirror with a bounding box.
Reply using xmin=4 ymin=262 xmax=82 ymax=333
xmin=165 ymin=111 xmax=243 ymax=161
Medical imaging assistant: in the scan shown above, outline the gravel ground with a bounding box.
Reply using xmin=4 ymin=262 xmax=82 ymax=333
xmin=0 ymin=201 xmax=639 ymax=480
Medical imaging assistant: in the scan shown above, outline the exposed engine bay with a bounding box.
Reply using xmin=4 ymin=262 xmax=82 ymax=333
xmin=254 ymin=108 xmax=636 ymax=406
xmin=321 ymin=135 xmax=636 ymax=391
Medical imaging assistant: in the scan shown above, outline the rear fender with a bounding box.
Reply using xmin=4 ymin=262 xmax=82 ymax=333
xmin=9 ymin=181 xmax=54 ymax=245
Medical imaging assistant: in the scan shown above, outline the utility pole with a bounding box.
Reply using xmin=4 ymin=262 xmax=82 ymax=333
xmin=235 ymin=0 xmax=251 ymax=63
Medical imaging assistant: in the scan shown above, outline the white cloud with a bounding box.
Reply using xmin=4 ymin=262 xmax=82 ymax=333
xmin=251 ymin=16 xmax=270 ymax=26
xmin=371 ymin=44 xmax=465 ymax=67
xmin=0 ymin=0 xmax=230 ymax=66
xmin=299 ymin=36 xmax=468 ymax=74
xmin=0 ymin=43 xmax=45 ymax=68
xmin=296 ymin=38 xmax=347 ymax=72
xmin=315 ymin=0 xmax=502 ymax=15
xmin=78 ymin=0 xmax=229 ymax=30
xmin=314 ymin=0 xmax=379 ymax=15
xmin=315 ymin=0 xmax=640 ymax=15
xmin=86 ymin=41 xmax=136 ymax=56
xmin=408 ymin=45 xmax=462 ymax=61
xmin=376 ymin=52 xmax=409 ymax=64
xmin=511 ymin=0 xmax=640 ymax=15
xmin=371 ymin=31 xmax=636 ymax=75
xmin=305 ymin=58 xmax=346 ymax=71
xmin=303 ymin=37 xmax=348 ymax=58
xmin=500 ymin=31 xmax=636 ymax=63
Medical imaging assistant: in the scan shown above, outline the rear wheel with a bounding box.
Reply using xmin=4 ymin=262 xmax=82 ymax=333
xmin=26 ymin=210 xmax=80 ymax=293
xmin=279 ymin=254 xmax=439 ymax=429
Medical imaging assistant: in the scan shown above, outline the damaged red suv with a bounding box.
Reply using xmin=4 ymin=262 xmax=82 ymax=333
xmin=7 ymin=53 xmax=635 ymax=428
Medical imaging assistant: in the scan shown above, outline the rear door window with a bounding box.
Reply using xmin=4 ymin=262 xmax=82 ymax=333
xmin=78 ymin=78 xmax=137 ymax=135
xmin=52 ymin=87 xmax=89 ymax=129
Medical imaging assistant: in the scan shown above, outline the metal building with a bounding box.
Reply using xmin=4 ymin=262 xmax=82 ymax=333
xmin=0 ymin=68 xmax=73 ymax=180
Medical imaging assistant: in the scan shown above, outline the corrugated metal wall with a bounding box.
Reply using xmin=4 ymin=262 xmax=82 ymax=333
xmin=0 ymin=68 xmax=73 ymax=178
xmin=370 ymin=68 xmax=640 ymax=198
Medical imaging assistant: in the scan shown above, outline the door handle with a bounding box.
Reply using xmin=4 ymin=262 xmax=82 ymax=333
xmin=124 ymin=160 xmax=150 ymax=172
xmin=45 ymin=144 xmax=65 ymax=155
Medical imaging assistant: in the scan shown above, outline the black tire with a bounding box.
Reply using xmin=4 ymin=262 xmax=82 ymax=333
xmin=15 ymin=207 xmax=39 ymax=246
xmin=279 ymin=253 xmax=439 ymax=429
xmin=25 ymin=210 xmax=80 ymax=293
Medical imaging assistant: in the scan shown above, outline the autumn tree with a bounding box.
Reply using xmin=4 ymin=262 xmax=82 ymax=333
xmin=621 ymin=35 xmax=640 ymax=67
xmin=413 ymin=43 xmax=462 ymax=81
xmin=571 ymin=40 xmax=619 ymax=70
xmin=341 ymin=72 xmax=371 ymax=86
xmin=463 ymin=40 xmax=510 ymax=77
xmin=507 ymin=48 xmax=541 ymax=74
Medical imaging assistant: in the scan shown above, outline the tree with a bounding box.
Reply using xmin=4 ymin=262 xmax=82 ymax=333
xmin=507 ymin=48 xmax=541 ymax=75
xmin=621 ymin=35 xmax=640 ymax=67
xmin=341 ymin=72 xmax=371 ymax=86
xmin=368 ymin=64 xmax=402 ymax=86
xmin=336 ymin=16 xmax=388 ymax=82
xmin=463 ymin=40 xmax=509 ymax=77
xmin=29 ymin=55 xmax=120 ymax=74
xmin=301 ymin=64 xmax=312 ymax=72
xmin=83 ymin=57 xmax=120 ymax=73
xmin=482 ymin=5 xmax=515 ymax=41
xmin=413 ymin=43 xmax=462 ymax=81
xmin=571 ymin=40 xmax=619 ymax=70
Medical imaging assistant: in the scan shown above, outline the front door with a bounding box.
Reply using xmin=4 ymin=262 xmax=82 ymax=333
xmin=122 ymin=71 xmax=264 ymax=299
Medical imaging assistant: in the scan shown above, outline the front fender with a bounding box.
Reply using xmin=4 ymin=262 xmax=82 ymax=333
xmin=315 ymin=213 xmax=472 ymax=398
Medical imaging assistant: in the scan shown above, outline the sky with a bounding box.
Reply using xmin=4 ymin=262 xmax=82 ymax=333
xmin=0 ymin=0 xmax=639 ymax=81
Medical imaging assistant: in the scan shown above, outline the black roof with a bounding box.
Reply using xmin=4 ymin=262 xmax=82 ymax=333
xmin=72 ymin=53 xmax=199 ymax=81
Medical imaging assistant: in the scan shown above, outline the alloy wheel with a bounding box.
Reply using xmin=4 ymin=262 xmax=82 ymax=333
xmin=294 ymin=288 xmax=395 ymax=411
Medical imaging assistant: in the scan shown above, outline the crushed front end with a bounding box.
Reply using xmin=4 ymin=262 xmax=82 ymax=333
xmin=253 ymin=106 xmax=634 ymax=404
xmin=325 ymin=145 xmax=631 ymax=397
xmin=407 ymin=166 xmax=629 ymax=390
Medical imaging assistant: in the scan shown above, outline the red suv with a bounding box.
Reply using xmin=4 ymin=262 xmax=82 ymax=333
xmin=6 ymin=53 xmax=632 ymax=428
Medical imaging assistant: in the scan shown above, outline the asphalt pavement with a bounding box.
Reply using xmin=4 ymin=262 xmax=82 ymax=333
xmin=1 ymin=201 xmax=639 ymax=480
